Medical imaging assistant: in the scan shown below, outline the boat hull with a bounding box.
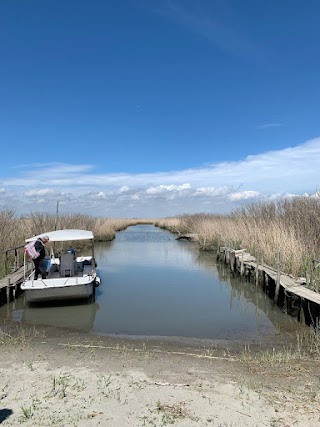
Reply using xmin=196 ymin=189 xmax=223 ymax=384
xmin=24 ymin=282 xmax=94 ymax=303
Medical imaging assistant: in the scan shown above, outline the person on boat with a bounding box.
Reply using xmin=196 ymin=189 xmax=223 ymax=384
xmin=33 ymin=235 xmax=50 ymax=280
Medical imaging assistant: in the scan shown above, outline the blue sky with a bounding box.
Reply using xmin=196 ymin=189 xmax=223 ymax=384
xmin=1 ymin=0 xmax=320 ymax=217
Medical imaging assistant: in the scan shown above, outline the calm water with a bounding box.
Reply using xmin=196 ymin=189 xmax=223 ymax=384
xmin=0 ymin=225 xmax=301 ymax=344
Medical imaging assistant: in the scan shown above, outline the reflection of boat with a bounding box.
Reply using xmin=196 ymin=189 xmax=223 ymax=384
xmin=21 ymin=229 xmax=100 ymax=304
xmin=22 ymin=302 xmax=99 ymax=331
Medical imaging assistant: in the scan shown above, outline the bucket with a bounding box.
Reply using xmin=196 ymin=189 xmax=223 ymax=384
xmin=43 ymin=256 xmax=51 ymax=272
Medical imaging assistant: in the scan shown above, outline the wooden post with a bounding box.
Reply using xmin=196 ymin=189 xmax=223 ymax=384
xmin=265 ymin=273 xmax=269 ymax=296
xmin=5 ymin=250 xmax=9 ymax=276
xmin=14 ymin=248 xmax=18 ymax=272
xmin=240 ymin=252 xmax=244 ymax=276
xmin=306 ymin=273 xmax=310 ymax=288
xmin=274 ymin=250 xmax=281 ymax=303
xmin=255 ymin=261 xmax=259 ymax=285
xmin=230 ymin=251 xmax=235 ymax=273
xmin=226 ymin=249 xmax=230 ymax=264
xmin=6 ymin=278 xmax=10 ymax=303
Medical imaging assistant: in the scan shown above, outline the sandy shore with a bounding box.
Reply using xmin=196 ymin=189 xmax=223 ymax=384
xmin=1 ymin=324 xmax=320 ymax=427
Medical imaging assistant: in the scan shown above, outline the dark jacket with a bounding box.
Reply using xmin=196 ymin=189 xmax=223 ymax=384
xmin=34 ymin=238 xmax=45 ymax=259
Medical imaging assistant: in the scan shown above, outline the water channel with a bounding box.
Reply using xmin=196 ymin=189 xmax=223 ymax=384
xmin=0 ymin=225 xmax=304 ymax=346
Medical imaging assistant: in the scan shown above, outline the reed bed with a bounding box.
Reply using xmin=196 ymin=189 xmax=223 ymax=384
xmin=157 ymin=197 xmax=320 ymax=290
xmin=0 ymin=211 xmax=156 ymax=278
xmin=2 ymin=197 xmax=319 ymax=290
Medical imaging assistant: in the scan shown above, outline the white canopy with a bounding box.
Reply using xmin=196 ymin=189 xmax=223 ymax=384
xmin=25 ymin=229 xmax=94 ymax=243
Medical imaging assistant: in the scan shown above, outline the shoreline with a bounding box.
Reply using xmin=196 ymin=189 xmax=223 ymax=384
xmin=1 ymin=322 xmax=320 ymax=426
xmin=1 ymin=313 xmax=309 ymax=355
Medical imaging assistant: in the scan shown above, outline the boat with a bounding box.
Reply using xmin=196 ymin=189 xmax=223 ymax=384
xmin=21 ymin=229 xmax=100 ymax=304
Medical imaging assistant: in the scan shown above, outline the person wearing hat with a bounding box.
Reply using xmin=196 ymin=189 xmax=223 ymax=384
xmin=33 ymin=235 xmax=50 ymax=280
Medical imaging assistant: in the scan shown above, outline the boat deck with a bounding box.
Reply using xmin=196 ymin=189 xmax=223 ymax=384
xmin=47 ymin=263 xmax=94 ymax=279
xmin=21 ymin=256 xmax=97 ymax=291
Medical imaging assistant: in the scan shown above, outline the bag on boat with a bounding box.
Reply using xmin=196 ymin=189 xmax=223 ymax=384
xmin=24 ymin=241 xmax=40 ymax=260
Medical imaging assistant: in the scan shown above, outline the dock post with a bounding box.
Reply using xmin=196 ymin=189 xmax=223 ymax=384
xmin=240 ymin=252 xmax=244 ymax=277
xmin=230 ymin=251 xmax=235 ymax=273
xmin=216 ymin=244 xmax=220 ymax=260
xmin=274 ymin=250 xmax=281 ymax=303
xmin=306 ymin=273 xmax=310 ymax=289
xmin=6 ymin=278 xmax=10 ymax=303
xmin=216 ymin=237 xmax=221 ymax=258
xmin=226 ymin=249 xmax=230 ymax=265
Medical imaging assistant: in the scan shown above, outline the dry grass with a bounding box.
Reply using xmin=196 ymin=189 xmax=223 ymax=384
xmin=157 ymin=197 xmax=320 ymax=289
xmin=0 ymin=211 xmax=157 ymax=278
xmin=2 ymin=196 xmax=320 ymax=289
xmin=0 ymin=325 xmax=45 ymax=346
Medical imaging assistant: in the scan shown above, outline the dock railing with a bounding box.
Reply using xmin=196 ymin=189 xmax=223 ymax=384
xmin=0 ymin=244 xmax=25 ymax=280
xmin=0 ymin=244 xmax=33 ymax=305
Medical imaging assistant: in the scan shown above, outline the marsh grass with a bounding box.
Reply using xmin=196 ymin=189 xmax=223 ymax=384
xmin=20 ymin=404 xmax=33 ymax=421
xmin=2 ymin=197 xmax=320 ymax=289
xmin=157 ymin=197 xmax=320 ymax=289
xmin=49 ymin=373 xmax=70 ymax=398
xmin=0 ymin=210 xmax=157 ymax=278
xmin=0 ymin=325 xmax=45 ymax=346
xmin=240 ymin=327 xmax=320 ymax=368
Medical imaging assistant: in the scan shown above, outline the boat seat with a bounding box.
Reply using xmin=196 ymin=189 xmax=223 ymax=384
xmin=60 ymin=253 xmax=76 ymax=277
xmin=83 ymin=264 xmax=93 ymax=276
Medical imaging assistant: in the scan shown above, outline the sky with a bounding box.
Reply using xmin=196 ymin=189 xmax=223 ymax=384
xmin=0 ymin=0 xmax=320 ymax=218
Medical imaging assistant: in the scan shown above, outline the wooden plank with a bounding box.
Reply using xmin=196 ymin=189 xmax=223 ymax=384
xmin=221 ymin=247 xmax=320 ymax=306
xmin=0 ymin=266 xmax=32 ymax=290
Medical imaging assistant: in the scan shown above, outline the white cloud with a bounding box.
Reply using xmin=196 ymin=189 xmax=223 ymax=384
xmin=194 ymin=186 xmax=230 ymax=197
xmin=96 ymin=192 xmax=107 ymax=199
xmin=117 ymin=186 xmax=130 ymax=193
xmin=24 ymin=188 xmax=54 ymax=197
xmin=145 ymin=184 xmax=191 ymax=194
xmin=1 ymin=137 xmax=320 ymax=217
xmin=228 ymin=191 xmax=260 ymax=201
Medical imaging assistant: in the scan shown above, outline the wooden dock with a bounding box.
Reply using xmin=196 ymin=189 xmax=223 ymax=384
xmin=175 ymin=233 xmax=198 ymax=241
xmin=0 ymin=265 xmax=32 ymax=306
xmin=218 ymin=247 xmax=320 ymax=326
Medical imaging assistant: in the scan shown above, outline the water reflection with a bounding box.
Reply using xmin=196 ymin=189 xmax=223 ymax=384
xmin=194 ymin=252 xmax=299 ymax=334
xmin=2 ymin=297 xmax=99 ymax=331
xmin=0 ymin=225 xmax=303 ymax=343
xmin=23 ymin=302 xmax=99 ymax=331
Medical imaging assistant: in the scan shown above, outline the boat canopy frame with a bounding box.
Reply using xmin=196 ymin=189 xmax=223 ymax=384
xmin=25 ymin=229 xmax=94 ymax=243
xmin=23 ymin=229 xmax=96 ymax=280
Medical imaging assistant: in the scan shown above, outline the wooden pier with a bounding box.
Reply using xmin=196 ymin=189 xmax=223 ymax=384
xmin=0 ymin=265 xmax=33 ymax=306
xmin=218 ymin=246 xmax=320 ymax=327
xmin=0 ymin=244 xmax=33 ymax=307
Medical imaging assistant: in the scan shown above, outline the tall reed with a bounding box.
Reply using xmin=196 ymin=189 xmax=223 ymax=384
xmin=0 ymin=212 xmax=157 ymax=278
xmin=157 ymin=197 xmax=320 ymax=288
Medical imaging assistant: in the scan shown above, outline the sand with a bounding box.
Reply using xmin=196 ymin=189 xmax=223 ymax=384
xmin=0 ymin=325 xmax=320 ymax=427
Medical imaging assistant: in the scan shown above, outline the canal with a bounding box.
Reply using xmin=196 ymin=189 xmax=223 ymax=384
xmin=0 ymin=225 xmax=304 ymax=346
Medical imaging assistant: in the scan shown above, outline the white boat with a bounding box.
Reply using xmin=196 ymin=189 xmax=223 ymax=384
xmin=21 ymin=229 xmax=100 ymax=304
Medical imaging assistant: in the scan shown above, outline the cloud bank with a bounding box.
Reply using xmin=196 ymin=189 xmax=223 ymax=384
xmin=1 ymin=137 xmax=319 ymax=217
